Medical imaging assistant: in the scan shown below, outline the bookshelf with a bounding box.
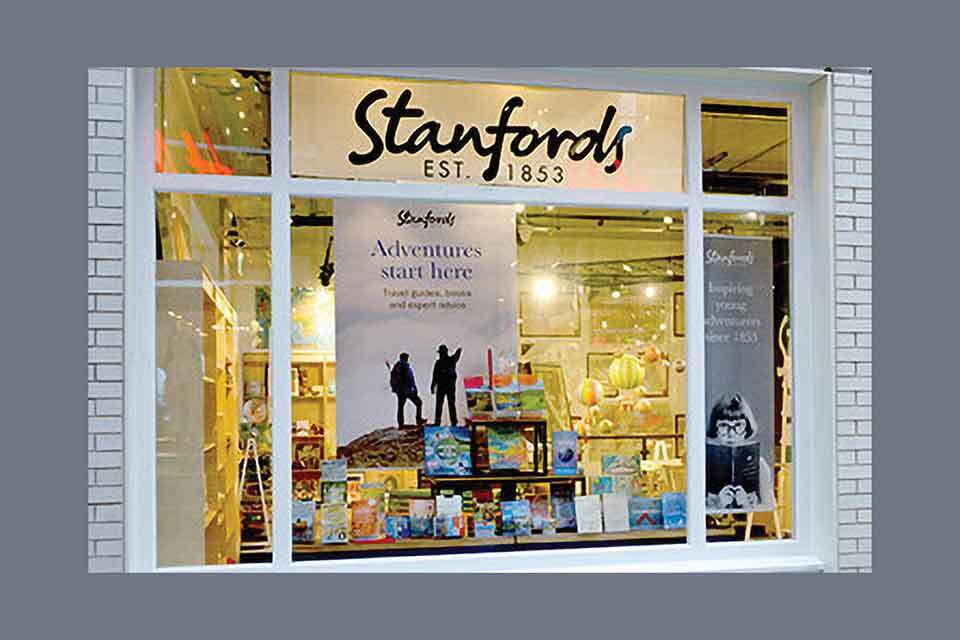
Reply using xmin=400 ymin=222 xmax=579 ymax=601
xmin=156 ymin=261 xmax=241 ymax=566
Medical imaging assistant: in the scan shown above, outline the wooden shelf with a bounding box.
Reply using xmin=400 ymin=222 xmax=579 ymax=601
xmin=425 ymin=473 xmax=584 ymax=485
xmin=294 ymin=535 xmax=516 ymax=554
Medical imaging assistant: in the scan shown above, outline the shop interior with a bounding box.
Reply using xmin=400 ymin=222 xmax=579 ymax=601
xmin=153 ymin=69 xmax=792 ymax=567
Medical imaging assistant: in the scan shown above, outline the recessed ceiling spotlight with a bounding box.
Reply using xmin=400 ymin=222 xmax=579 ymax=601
xmin=663 ymin=216 xmax=674 ymax=225
xmin=238 ymin=111 xmax=246 ymax=120
xmin=230 ymin=77 xmax=241 ymax=88
xmin=645 ymin=286 xmax=657 ymax=299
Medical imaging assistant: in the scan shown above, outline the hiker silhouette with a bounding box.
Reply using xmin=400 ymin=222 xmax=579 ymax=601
xmin=389 ymin=353 xmax=424 ymax=428
xmin=431 ymin=344 xmax=462 ymax=425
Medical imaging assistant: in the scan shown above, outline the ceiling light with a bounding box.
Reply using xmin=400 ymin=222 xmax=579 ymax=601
xmin=238 ymin=111 xmax=246 ymax=120
xmin=622 ymin=264 xmax=633 ymax=272
xmin=663 ymin=216 xmax=674 ymax=225
xmin=645 ymin=286 xmax=657 ymax=299
xmin=666 ymin=269 xmax=674 ymax=277
xmin=601 ymin=320 xmax=608 ymax=329
xmin=533 ymin=275 xmax=557 ymax=301
xmin=242 ymin=126 xmax=249 ymax=132
xmin=546 ymin=205 xmax=555 ymax=211
xmin=224 ymin=126 xmax=231 ymax=136
xmin=230 ymin=77 xmax=240 ymax=88
xmin=611 ymin=289 xmax=622 ymax=299
xmin=191 ymin=75 xmax=197 ymax=86
xmin=514 ymin=203 xmax=525 ymax=214
xmin=745 ymin=211 xmax=758 ymax=222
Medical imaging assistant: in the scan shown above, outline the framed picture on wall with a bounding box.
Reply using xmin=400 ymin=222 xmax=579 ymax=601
xmin=673 ymin=292 xmax=685 ymax=337
xmin=586 ymin=352 xmax=619 ymax=397
xmin=520 ymin=290 xmax=581 ymax=338
xmin=641 ymin=362 xmax=669 ymax=398
xmin=531 ymin=363 xmax=571 ymax=433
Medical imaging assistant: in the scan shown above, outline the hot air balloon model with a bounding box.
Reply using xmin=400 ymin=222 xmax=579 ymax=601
xmin=608 ymin=353 xmax=645 ymax=391
xmin=642 ymin=344 xmax=662 ymax=364
xmin=579 ymin=378 xmax=604 ymax=407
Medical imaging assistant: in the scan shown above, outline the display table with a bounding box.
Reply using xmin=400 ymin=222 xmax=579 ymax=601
xmin=464 ymin=416 xmax=549 ymax=473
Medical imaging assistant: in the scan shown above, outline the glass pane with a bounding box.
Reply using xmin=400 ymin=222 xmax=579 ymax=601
xmin=291 ymin=72 xmax=684 ymax=192
xmin=156 ymin=68 xmax=271 ymax=176
xmin=155 ymin=192 xmax=272 ymax=566
xmin=703 ymin=212 xmax=792 ymax=542
xmin=701 ymin=100 xmax=789 ymax=196
xmin=285 ymin=200 xmax=686 ymax=561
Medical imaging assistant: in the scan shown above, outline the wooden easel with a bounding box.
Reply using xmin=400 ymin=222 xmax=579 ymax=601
xmin=744 ymin=315 xmax=791 ymax=541
xmin=238 ymin=436 xmax=271 ymax=545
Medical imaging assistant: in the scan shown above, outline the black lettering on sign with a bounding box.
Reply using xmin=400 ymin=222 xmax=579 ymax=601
xmin=348 ymin=88 xmax=634 ymax=181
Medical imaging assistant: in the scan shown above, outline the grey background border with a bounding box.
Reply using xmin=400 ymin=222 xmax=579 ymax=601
xmin=2 ymin=0 xmax=953 ymax=635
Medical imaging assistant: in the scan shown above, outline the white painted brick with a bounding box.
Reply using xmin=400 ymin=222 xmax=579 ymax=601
xmin=89 ymin=416 xmax=122 ymax=433
xmin=89 ymin=451 xmax=123 ymax=469
xmin=834 ymin=100 xmax=853 ymax=115
xmin=857 ymin=421 xmax=872 ymax=436
xmin=855 ymin=218 xmax=871 ymax=233
xmin=855 ymin=159 xmax=872 ymax=173
xmin=837 ymin=480 xmax=858 ymax=494
xmin=97 ymin=225 xmax=124 ymax=242
xmin=833 ymin=73 xmax=854 ymax=86
xmin=836 ymin=304 xmax=855 ymax=318
xmin=834 ymin=172 xmax=871 ymax=188
xmin=89 ymin=104 xmax=124 ymax=121
xmin=89 ymin=556 xmax=124 ymax=573
xmin=837 ymin=405 xmax=871 ymax=420
xmin=838 ymin=553 xmax=872 ymax=568
xmin=836 ymin=289 xmax=871 ymax=304
xmin=837 ymin=464 xmax=871 ymax=479
xmin=855 ymin=189 xmax=872 ymax=203
xmin=837 ymin=376 xmax=870 ymax=391
xmin=96 ymin=260 xmax=123 ymax=277
xmin=838 ymin=494 xmax=871 ymax=509
xmin=837 ymin=319 xmax=871 ymax=333
xmin=857 ymin=479 xmax=872 ymax=493
xmin=837 ymin=202 xmax=871 ymax=217
xmin=89 ymin=137 xmax=123 ymax=155
xmin=96 ymin=540 xmax=124 ymax=557
xmin=837 ymin=391 xmax=855 ymax=405
xmin=89 ymin=171 xmax=123 ymax=189
xmin=855 ymin=304 xmax=872 ymax=318
xmin=858 ymin=538 xmax=872 ymax=553
xmin=834 ymin=115 xmax=871 ymax=130
xmin=96 ymin=434 xmax=124 ymax=450
xmin=89 ymin=68 xmax=124 ymax=86
xmin=836 ymin=420 xmax=856 ymax=435
xmin=97 ymin=155 xmax=124 ymax=173
xmin=97 ymin=86 xmax=125 ymax=104
xmin=854 ymin=130 xmax=872 ymax=145
xmin=97 ymin=121 xmax=124 ymax=138
xmin=835 ymin=86 xmax=872 ymax=101
xmin=95 ymin=330 xmax=123 ymax=346
xmin=856 ymin=334 xmax=872 ymax=348
xmin=96 ymin=468 xmax=123 ymax=484
xmin=96 ymin=190 xmax=124 ymax=207
xmin=836 ymin=334 xmax=855 ymax=348
xmin=835 ymin=231 xmax=871 ymax=246
xmin=96 ymin=504 xmax=124 ymax=522
xmin=854 ymin=74 xmax=872 ymax=87
xmin=837 ymin=362 xmax=855 ymax=376
xmin=89 ymin=522 xmax=123 ymax=540
xmin=838 ymin=539 xmax=858 ymax=554
xmin=89 ymin=347 xmax=123 ymax=363
xmin=96 ymin=399 xmax=123 ymax=415
xmin=835 ymin=187 xmax=853 ymax=202
xmin=89 ymin=312 xmax=122 ymax=329
xmin=97 ymin=364 xmax=124 ymax=381
xmin=856 ymin=450 xmax=872 ymax=464
xmin=835 ymin=275 xmax=854 ymax=289
xmin=855 ymin=247 xmax=872 ymax=261
xmin=854 ymin=101 xmax=872 ymax=116
xmin=837 ymin=451 xmax=855 ymax=465
xmin=837 ymin=524 xmax=871 ymax=539
xmin=89 ymin=485 xmax=122 ymax=504
xmin=857 ymin=509 xmax=872 ymax=523
xmin=856 ymin=391 xmax=872 ymax=405
xmin=89 ymin=207 xmax=123 ymax=224
xmin=834 ymin=129 xmax=854 ymax=143
xmin=836 ymin=246 xmax=854 ymax=260
xmin=838 ymin=509 xmax=857 ymax=524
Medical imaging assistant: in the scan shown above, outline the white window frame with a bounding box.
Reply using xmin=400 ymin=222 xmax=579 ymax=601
xmin=124 ymin=67 xmax=836 ymax=572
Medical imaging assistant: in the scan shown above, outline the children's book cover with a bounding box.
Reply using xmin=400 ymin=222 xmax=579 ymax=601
xmin=292 ymin=500 xmax=316 ymax=543
xmin=465 ymin=375 xmax=495 ymax=420
xmin=349 ymin=484 xmax=385 ymax=541
xmin=550 ymin=484 xmax=577 ymax=530
xmin=528 ymin=492 xmax=550 ymax=531
xmin=518 ymin=374 xmax=546 ymax=419
xmin=662 ymin=492 xmax=687 ymax=529
xmin=474 ymin=501 xmax=499 ymax=538
xmin=501 ymin=500 xmax=533 ymax=536
xmin=590 ymin=476 xmax=614 ymax=495
xmin=423 ymin=426 xmax=472 ymax=476
xmin=409 ymin=498 xmax=436 ymax=538
xmin=385 ymin=515 xmax=411 ymax=540
xmin=322 ymin=480 xmax=347 ymax=504
xmin=321 ymin=458 xmax=347 ymax=482
xmin=436 ymin=494 xmax=465 ymax=538
xmin=552 ymin=430 xmax=579 ymax=475
xmin=628 ymin=496 xmax=663 ymax=530
xmin=493 ymin=374 xmax=521 ymax=418
xmin=574 ymin=494 xmax=603 ymax=534
xmin=487 ymin=425 xmax=525 ymax=470
xmin=320 ymin=503 xmax=348 ymax=544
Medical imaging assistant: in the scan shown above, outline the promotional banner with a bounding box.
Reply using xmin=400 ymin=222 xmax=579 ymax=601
xmin=703 ymin=235 xmax=775 ymax=513
xmin=334 ymin=199 xmax=518 ymax=448
xmin=291 ymin=73 xmax=684 ymax=192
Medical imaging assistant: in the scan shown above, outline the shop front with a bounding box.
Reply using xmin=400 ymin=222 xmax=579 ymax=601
xmin=117 ymin=67 xmax=841 ymax=572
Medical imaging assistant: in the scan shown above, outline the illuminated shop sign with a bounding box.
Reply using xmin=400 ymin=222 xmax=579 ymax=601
xmin=292 ymin=74 xmax=684 ymax=192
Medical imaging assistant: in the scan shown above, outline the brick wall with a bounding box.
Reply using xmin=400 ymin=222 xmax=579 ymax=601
xmin=832 ymin=71 xmax=872 ymax=572
xmin=88 ymin=67 xmax=126 ymax=573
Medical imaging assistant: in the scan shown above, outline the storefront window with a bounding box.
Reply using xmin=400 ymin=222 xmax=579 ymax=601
xmin=141 ymin=69 xmax=815 ymax=570
xmin=703 ymin=212 xmax=792 ymax=542
xmin=701 ymin=100 xmax=789 ymax=196
xmin=155 ymin=68 xmax=271 ymax=176
xmin=268 ymin=200 xmax=689 ymax=559
xmin=155 ymin=192 xmax=272 ymax=566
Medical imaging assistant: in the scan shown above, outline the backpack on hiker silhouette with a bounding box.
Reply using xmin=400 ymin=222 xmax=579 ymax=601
xmin=389 ymin=361 xmax=404 ymax=393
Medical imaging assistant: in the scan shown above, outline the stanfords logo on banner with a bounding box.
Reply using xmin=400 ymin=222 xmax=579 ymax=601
xmin=347 ymin=88 xmax=634 ymax=182
xmin=705 ymin=248 xmax=756 ymax=267
xmin=396 ymin=208 xmax=456 ymax=230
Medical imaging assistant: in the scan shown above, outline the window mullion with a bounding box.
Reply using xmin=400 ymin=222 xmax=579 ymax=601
xmin=270 ymin=67 xmax=293 ymax=569
xmin=684 ymin=91 xmax=707 ymax=547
